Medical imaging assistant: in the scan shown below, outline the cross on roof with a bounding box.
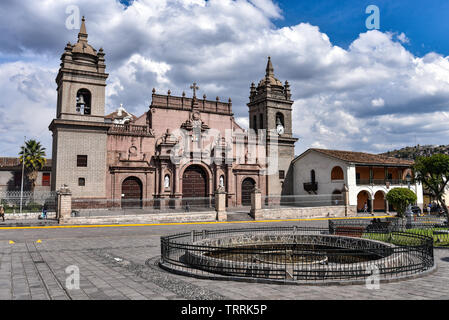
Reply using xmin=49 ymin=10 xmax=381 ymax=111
xmin=190 ymin=82 xmax=199 ymax=98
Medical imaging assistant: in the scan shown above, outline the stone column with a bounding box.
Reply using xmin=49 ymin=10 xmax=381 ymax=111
xmin=342 ymin=184 xmax=349 ymax=217
xmin=370 ymin=198 xmax=374 ymax=215
xmin=250 ymin=188 xmax=262 ymax=220
xmin=215 ymin=187 xmax=227 ymax=221
xmin=57 ymin=185 xmax=72 ymax=224
xmin=385 ymin=199 xmax=390 ymax=214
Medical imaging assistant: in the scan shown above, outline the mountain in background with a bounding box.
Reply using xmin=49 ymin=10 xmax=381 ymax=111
xmin=381 ymin=144 xmax=449 ymax=160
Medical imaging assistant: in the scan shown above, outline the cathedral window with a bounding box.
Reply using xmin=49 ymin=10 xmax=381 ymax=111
xmin=78 ymin=178 xmax=85 ymax=186
xmin=77 ymin=155 xmax=88 ymax=167
xmin=279 ymin=170 xmax=285 ymax=179
xmin=76 ymin=89 xmax=92 ymax=115
xmin=259 ymin=114 xmax=263 ymax=129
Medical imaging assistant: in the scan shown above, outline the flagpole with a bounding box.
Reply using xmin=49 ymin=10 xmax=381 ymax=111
xmin=20 ymin=136 xmax=26 ymax=214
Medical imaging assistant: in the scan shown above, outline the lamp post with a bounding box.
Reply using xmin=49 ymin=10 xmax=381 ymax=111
xmin=19 ymin=136 xmax=26 ymax=214
xmin=406 ymin=173 xmax=412 ymax=189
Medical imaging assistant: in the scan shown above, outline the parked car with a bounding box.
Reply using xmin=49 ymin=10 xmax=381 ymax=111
xmin=411 ymin=206 xmax=422 ymax=216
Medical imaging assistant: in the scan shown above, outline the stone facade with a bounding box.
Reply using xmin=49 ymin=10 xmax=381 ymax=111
xmin=49 ymin=18 xmax=296 ymax=209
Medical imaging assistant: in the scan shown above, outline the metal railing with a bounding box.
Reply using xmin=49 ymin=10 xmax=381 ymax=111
xmin=159 ymin=225 xmax=434 ymax=283
xmin=329 ymin=216 xmax=449 ymax=247
xmin=0 ymin=191 xmax=57 ymax=213
xmin=70 ymin=196 xmax=215 ymax=217
xmin=356 ymin=179 xmax=411 ymax=185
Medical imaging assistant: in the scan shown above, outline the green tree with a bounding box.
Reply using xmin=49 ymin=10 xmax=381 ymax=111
xmin=414 ymin=154 xmax=449 ymax=216
xmin=386 ymin=188 xmax=417 ymax=217
xmin=19 ymin=139 xmax=46 ymax=193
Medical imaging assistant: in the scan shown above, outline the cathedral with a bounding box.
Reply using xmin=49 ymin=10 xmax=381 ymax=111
xmin=49 ymin=18 xmax=298 ymax=208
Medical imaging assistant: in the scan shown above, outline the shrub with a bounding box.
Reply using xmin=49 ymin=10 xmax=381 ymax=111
xmin=386 ymin=188 xmax=417 ymax=217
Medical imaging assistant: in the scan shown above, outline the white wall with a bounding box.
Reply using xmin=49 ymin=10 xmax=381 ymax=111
xmin=292 ymin=151 xmax=348 ymax=196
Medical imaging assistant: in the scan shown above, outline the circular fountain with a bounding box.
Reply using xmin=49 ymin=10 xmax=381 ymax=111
xmin=159 ymin=226 xmax=434 ymax=284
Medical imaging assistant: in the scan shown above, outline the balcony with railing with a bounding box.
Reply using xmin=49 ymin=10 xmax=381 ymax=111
xmin=108 ymin=124 xmax=154 ymax=136
xmin=303 ymin=182 xmax=318 ymax=193
xmin=356 ymin=179 xmax=412 ymax=186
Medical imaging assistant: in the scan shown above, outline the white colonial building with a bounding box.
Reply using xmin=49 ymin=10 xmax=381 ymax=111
xmin=292 ymin=149 xmax=423 ymax=214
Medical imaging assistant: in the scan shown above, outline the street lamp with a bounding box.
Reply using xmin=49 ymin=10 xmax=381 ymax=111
xmin=406 ymin=173 xmax=412 ymax=189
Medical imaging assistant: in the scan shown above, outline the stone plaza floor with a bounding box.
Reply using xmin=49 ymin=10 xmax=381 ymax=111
xmin=0 ymin=218 xmax=448 ymax=300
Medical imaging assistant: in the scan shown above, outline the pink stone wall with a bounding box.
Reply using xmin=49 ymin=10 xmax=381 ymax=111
xmin=104 ymin=94 xmax=267 ymax=207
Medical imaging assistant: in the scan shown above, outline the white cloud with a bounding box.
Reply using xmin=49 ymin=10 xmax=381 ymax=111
xmin=1 ymin=0 xmax=449 ymax=158
xmin=371 ymin=98 xmax=385 ymax=107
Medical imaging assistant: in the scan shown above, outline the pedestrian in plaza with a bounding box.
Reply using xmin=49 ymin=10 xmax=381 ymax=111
xmin=42 ymin=203 xmax=48 ymax=219
xmin=0 ymin=204 xmax=5 ymax=222
xmin=427 ymin=203 xmax=431 ymax=215
xmin=363 ymin=202 xmax=368 ymax=213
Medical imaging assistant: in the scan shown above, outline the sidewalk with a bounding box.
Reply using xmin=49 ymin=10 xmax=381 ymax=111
xmin=0 ymin=218 xmax=59 ymax=228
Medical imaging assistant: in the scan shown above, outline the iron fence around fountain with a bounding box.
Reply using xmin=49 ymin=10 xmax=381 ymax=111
xmin=159 ymin=225 xmax=434 ymax=284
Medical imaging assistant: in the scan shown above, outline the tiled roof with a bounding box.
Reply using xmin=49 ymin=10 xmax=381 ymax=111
xmin=0 ymin=158 xmax=52 ymax=169
xmin=310 ymin=149 xmax=414 ymax=166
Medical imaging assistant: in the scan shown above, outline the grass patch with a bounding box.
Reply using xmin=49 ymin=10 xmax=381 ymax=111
xmin=362 ymin=228 xmax=449 ymax=247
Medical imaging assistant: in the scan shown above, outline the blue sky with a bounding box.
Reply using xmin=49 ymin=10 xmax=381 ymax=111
xmin=275 ymin=0 xmax=449 ymax=57
xmin=1 ymin=0 xmax=449 ymax=157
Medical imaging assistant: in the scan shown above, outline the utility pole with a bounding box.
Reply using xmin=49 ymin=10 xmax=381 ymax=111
xmin=19 ymin=136 xmax=26 ymax=214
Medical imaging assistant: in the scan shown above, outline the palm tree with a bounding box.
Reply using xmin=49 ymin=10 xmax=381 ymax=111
xmin=19 ymin=139 xmax=46 ymax=193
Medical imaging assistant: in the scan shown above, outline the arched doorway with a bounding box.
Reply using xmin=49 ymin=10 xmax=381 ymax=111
xmin=122 ymin=177 xmax=142 ymax=208
xmin=241 ymin=178 xmax=256 ymax=206
xmin=357 ymin=190 xmax=371 ymax=212
xmin=182 ymin=165 xmax=208 ymax=210
xmin=374 ymin=191 xmax=386 ymax=212
xmin=182 ymin=165 xmax=208 ymax=198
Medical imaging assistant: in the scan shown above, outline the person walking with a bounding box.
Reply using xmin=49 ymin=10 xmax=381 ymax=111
xmin=0 ymin=204 xmax=5 ymax=222
xmin=363 ymin=202 xmax=368 ymax=213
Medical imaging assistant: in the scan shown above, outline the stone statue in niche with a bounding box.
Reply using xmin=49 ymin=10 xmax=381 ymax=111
xmin=164 ymin=174 xmax=170 ymax=188
xmin=219 ymin=175 xmax=224 ymax=188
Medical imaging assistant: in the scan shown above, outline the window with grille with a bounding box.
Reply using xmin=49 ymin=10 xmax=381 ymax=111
xmin=279 ymin=170 xmax=285 ymax=179
xmin=77 ymin=155 xmax=88 ymax=167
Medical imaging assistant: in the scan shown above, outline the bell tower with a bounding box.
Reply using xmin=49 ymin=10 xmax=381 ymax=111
xmin=55 ymin=17 xmax=108 ymax=121
xmin=49 ymin=17 xmax=109 ymax=198
xmin=247 ymin=57 xmax=298 ymax=196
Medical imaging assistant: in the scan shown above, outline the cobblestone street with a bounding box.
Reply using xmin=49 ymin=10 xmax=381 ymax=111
xmin=0 ymin=219 xmax=448 ymax=300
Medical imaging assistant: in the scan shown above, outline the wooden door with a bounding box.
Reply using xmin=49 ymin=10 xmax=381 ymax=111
xmin=241 ymin=178 xmax=255 ymax=206
xmin=122 ymin=177 xmax=142 ymax=208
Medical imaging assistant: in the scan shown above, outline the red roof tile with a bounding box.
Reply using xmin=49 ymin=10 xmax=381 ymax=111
xmin=309 ymin=149 xmax=414 ymax=166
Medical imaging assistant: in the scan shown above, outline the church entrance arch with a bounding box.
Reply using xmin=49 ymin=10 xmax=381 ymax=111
xmin=182 ymin=165 xmax=208 ymax=198
xmin=241 ymin=178 xmax=256 ymax=206
xmin=122 ymin=177 xmax=143 ymax=208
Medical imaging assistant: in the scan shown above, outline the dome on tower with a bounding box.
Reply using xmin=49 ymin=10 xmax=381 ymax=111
xmin=71 ymin=17 xmax=98 ymax=57
xmin=257 ymin=56 xmax=283 ymax=88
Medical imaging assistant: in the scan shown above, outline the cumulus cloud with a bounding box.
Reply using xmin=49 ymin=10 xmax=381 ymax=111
xmin=1 ymin=0 xmax=449 ymax=157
